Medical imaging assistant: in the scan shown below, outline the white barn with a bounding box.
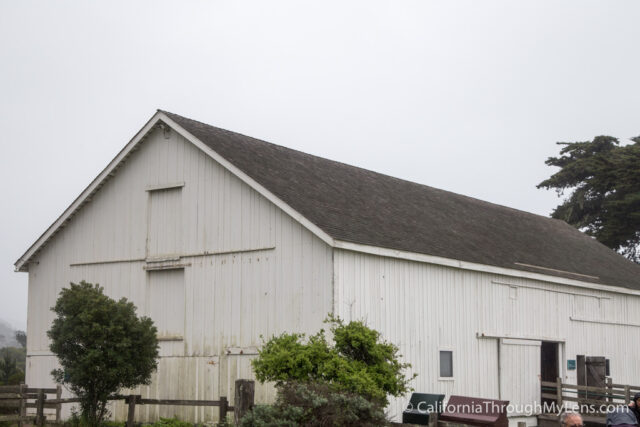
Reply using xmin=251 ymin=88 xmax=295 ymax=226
xmin=16 ymin=110 xmax=640 ymax=425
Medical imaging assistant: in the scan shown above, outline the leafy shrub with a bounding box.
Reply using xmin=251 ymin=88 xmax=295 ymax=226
xmin=239 ymin=404 xmax=305 ymax=426
xmin=251 ymin=315 xmax=415 ymax=405
xmin=240 ymin=381 xmax=389 ymax=426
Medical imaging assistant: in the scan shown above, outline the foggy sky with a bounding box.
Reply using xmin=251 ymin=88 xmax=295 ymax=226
xmin=1 ymin=0 xmax=639 ymax=330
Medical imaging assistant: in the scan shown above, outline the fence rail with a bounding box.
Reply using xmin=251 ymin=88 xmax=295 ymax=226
xmin=0 ymin=380 xmax=255 ymax=426
xmin=540 ymin=378 xmax=640 ymax=424
xmin=0 ymin=384 xmax=62 ymax=426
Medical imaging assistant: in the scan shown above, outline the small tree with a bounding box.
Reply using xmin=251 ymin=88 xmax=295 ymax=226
xmin=48 ymin=281 xmax=159 ymax=426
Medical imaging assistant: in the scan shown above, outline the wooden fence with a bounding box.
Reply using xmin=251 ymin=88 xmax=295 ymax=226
xmin=0 ymin=380 xmax=255 ymax=426
xmin=0 ymin=385 xmax=63 ymax=426
xmin=540 ymin=378 xmax=640 ymax=424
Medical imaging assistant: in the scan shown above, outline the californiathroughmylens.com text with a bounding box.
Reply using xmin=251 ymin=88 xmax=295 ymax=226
xmin=405 ymin=401 xmax=631 ymax=417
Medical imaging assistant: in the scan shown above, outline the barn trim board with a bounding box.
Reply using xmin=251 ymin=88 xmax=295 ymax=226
xmin=15 ymin=110 xmax=640 ymax=425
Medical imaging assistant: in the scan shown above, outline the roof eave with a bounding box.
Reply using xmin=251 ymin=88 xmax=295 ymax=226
xmin=14 ymin=111 xmax=166 ymax=273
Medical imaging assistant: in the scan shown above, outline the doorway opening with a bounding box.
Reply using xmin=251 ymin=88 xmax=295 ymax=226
xmin=541 ymin=342 xmax=559 ymax=409
xmin=541 ymin=342 xmax=559 ymax=382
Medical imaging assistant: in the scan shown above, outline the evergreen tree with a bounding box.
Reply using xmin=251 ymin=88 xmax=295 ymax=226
xmin=538 ymin=135 xmax=640 ymax=263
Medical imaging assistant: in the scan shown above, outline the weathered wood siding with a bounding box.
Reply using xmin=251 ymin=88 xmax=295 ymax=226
xmin=25 ymin=125 xmax=334 ymax=422
xmin=334 ymin=249 xmax=640 ymax=425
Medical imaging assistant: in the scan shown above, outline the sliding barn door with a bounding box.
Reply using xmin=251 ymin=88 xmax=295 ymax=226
xmin=499 ymin=338 xmax=541 ymax=415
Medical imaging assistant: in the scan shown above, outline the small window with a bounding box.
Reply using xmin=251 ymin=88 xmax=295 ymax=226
xmin=440 ymin=351 xmax=453 ymax=378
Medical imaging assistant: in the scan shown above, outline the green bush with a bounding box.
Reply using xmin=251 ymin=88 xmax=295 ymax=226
xmin=251 ymin=315 xmax=415 ymax=405
xmin=239 ymin=404 xmax=303 ymax=426
xmin=239 ymin=381 xmax=389 ymax=426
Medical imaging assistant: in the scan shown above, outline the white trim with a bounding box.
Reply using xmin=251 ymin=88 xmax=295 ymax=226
xmin=144 ymin=262 xmax=191 ymax=271
xmin=334 ymin=240 xmax=640 ymax=297
xmin=477 ymin=331 xmax=565 ymax=342
xmin=438 ymin=347 xmax=454 ymax=380
xmin=569 ymin=316 xmax=640 ymax=328
xmin=158 ymin=112 xmax=335 ymax=248
xmin=14 ymin=112 xmax=334 ymax=271
xmin=145 ymin=181 xmax=185 ymax=192
xmin=491 ymin=280 xmax=612 ymax=300
xmin=513 ymin=262 xmax=599 ymax=281
xmin=501 ymin=338 xmax=541 ymax=346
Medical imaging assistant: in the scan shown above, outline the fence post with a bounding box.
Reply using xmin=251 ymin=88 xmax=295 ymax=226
xmin=219 ymin=396 xmax=228 ymax=424
xmin=606 ymin=378 xmax=613 ymax=404
xmin=18 ymin=384 xmax=26 ymax=427
xmin=56 ymin=384 xmax=62 ymax=422
xmin=126 ymin=394 xmax=140 ymax=427
xmin=625 ymin=386 xmax=631 ymax=404
xmin=36 ymin=388 xmax=46 ymax=427
xmin=234 ymin=379 xmax=255 ymax=424
xmin=556 ymin=377 xmax=563 ymax=412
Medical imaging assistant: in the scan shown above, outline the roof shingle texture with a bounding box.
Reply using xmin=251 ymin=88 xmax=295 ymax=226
xmin=163 ymin=111 xmax=640 ymax=290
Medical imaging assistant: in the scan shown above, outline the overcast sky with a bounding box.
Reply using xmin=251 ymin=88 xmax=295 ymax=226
xmin=1 ymin=1 xmax=639 ymax=331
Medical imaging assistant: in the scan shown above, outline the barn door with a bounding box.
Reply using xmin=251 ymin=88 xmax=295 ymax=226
xmin=147 ymin=187 xmax=183 ymax=258
xmin=577 ymin=356 xmax=606 ymax=400
xmin=499 ymin=339 xmax=541 ymax=415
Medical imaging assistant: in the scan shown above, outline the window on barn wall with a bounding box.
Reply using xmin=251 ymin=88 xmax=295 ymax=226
xmin=147 ymin=185 xmax=183 ymax=258
xmin=148 ymin=269 xmax=185 ymax=340
xmin=440 ymin=350 xmax=453 ymax=378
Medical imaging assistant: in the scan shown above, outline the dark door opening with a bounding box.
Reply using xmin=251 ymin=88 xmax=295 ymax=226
xmin=541 ymin=342 xmax=559 ymax=382
xmin=541 ymin=342 xmax=559 ymax=410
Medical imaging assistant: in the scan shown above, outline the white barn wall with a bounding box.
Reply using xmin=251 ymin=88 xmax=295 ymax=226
xmin=25 ymin=126 xmax=333 ymax=422
xmin=334 ymin=249 xmax=640 ymax=424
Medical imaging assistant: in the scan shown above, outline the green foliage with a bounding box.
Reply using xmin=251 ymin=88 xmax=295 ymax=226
xmin=239 ymin=403 xmax=306 ymax=426
xmin=14 ymin=331 xmax=26 ymax=348
xmin=48 ymin=281 xmax=159 ymax=427
xmin=538 ymin=135 xmax=640 ymax=262
xmin=0 ymin=346 xmax=25 ymax=385
xmin=251 ymin=315 xmax=415 ymax=405
xmin=0 ymin=349 xmax=16 ymax=384
xmin=240 ymin=381 xmax=389 ymax=427
xmin=146 ymin=417 xmax=192 ymax=427
xmin=7 ymin=370 xmax=24 ymax=385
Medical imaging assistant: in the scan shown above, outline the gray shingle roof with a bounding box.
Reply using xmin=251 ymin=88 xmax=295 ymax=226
xmin=163 ymin=110 xmax=640 ymax=290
